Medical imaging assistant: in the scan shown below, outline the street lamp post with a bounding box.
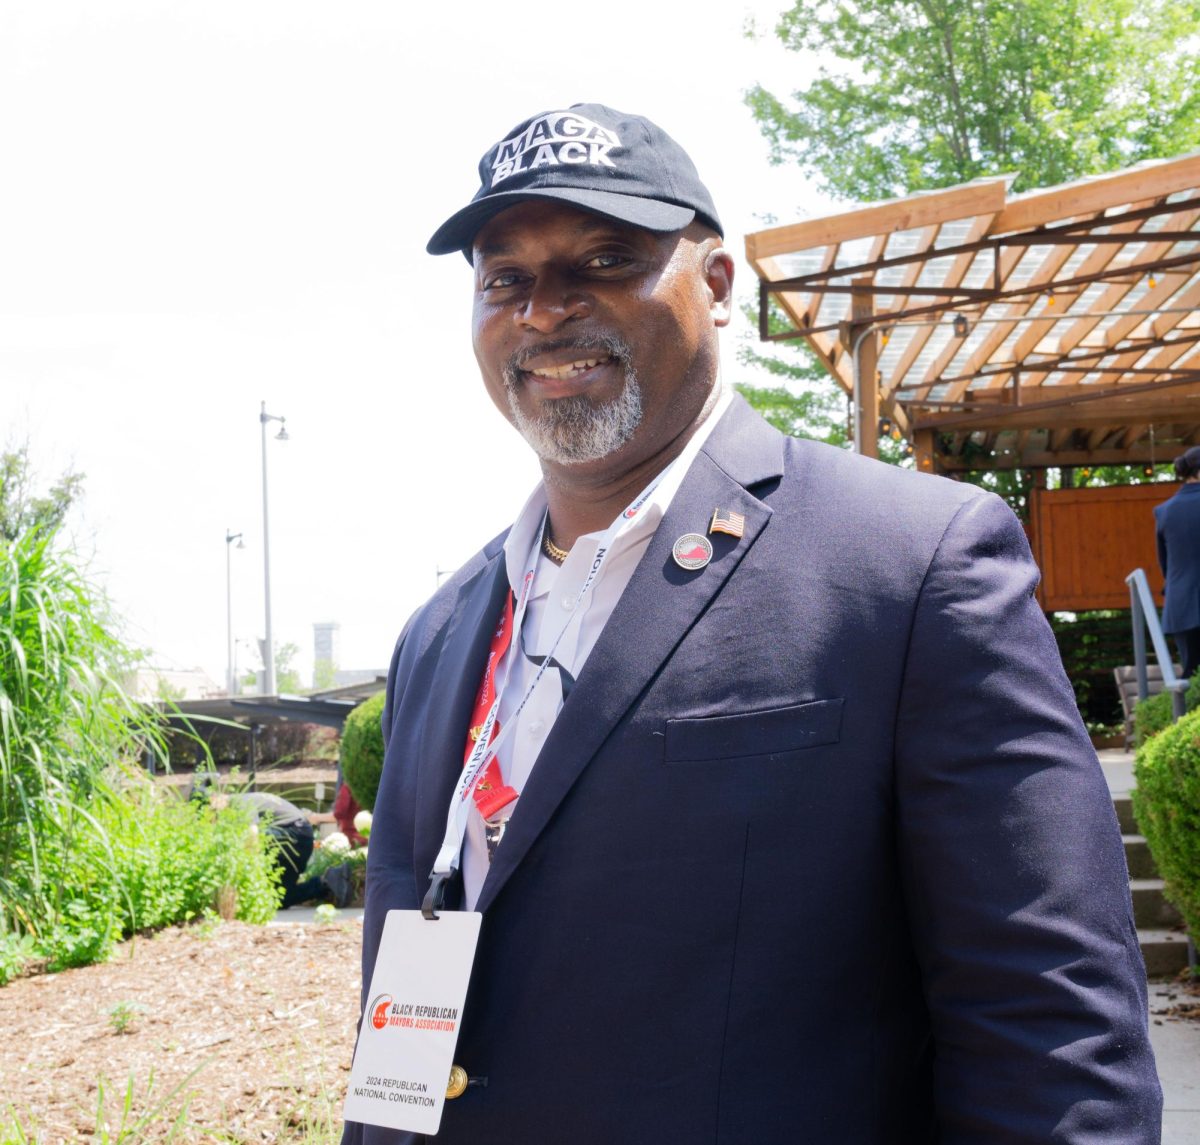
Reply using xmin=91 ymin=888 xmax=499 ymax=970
xmin=225 ymin=529 xmax=244 ymax=696
xmin=259 ymin=401 xmax=289 ymax=696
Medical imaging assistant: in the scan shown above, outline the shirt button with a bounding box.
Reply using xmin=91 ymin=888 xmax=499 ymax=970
xmin=528 ymin=719 xmax=545 ymax=737
xmin=560 ymin=596 xmax=575 ymax=611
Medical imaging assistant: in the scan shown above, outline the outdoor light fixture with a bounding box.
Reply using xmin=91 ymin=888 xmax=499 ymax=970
xmin=879 ymin=416 xmax=893 ymax=436
xmin=953 ymin=314 xmax=969 ymax=338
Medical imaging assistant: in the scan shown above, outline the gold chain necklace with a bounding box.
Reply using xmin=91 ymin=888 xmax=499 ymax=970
xmin=541 ymin=531 xmax=570 ymax=564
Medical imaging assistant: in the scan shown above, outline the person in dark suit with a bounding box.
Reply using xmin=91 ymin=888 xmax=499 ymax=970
xmin=344 ymin=104 xmax=1160 ymax=1144
xmin=1155 ymin=445 xmax=1200 ymax=679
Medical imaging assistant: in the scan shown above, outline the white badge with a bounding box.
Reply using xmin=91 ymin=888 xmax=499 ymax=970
xmin=343 ymin=909 xmax=482 ymax=1135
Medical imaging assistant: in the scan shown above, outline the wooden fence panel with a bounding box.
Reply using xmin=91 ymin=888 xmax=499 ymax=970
xmin=1027 ymin=483 xmax=1176 ymax=612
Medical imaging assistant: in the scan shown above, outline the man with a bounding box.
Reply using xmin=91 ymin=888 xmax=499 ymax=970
xmin=345 ymin=104 xmax=1160 ymax=1143
xmin=1155 ymin=445 xmax=1200 ymax=678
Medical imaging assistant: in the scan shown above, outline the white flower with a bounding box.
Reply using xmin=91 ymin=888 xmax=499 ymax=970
xmin=353 ymin=810 xmax=373 ymax=837
xmin=322 ymin=831 xmax=351 ymax=856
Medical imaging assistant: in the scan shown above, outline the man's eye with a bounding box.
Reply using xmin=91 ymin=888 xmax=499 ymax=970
xmin=483 ymin=271 xmax=523 ymax=290
xmin=582 ymin=253 xmax=627 ymax=270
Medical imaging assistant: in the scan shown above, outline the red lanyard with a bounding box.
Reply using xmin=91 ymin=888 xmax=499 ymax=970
xmin=461 ymin=591 xmax=518 ymax=820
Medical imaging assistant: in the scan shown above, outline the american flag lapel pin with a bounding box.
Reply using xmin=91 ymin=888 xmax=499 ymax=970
xmin=709 ymin=507 xmax=745 ymax=539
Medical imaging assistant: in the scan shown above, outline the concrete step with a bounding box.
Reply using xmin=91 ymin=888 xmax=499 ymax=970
xmin=1113 ymin=794 xmax=1137 ymax=835
xmin=1123 ymin=834 xmax=1158 ymax=880
xmin=1138 ymin=928 xmax=1192 ymax=977
xmin=1131 ymin=878 xmax=1184 ymax=929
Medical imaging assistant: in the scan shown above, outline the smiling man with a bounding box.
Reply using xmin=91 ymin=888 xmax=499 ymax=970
xmin=344 ymin=104 xmax=1160 ymax=1144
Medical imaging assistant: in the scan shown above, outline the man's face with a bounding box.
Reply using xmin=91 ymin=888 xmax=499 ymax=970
xmin=471 ymin=201 xmax=732 ymax=473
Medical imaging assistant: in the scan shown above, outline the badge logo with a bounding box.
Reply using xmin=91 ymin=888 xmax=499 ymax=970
xmin=672 ymin=533 xmax=713 ymax=570
xmin=370 ymin=994 xmax=393 ymax=1031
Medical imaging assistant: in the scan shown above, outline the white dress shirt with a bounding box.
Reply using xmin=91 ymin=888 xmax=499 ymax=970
xmin=460 ymin=390 xmax=732 ymax=908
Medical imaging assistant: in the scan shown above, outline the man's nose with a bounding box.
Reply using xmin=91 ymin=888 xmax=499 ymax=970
xmin=516 ymin=274 xmax=591 ymax=333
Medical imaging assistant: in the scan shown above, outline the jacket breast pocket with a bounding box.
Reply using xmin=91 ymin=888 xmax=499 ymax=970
xmin=664 ymin=698 xmax=844 ymax=764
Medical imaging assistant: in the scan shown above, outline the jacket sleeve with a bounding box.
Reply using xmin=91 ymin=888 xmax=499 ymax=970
xmin=893 ymin=492 xmax=1161 ymax=1143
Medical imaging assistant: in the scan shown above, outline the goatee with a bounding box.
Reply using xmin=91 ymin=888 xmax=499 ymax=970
xmin=503 ymin=335 xmax=643 ymax=464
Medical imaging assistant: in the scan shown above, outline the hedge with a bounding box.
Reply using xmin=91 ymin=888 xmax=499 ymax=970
xmin=1133 ymin=706 xmax=1200 ymax=942
xmin=1133 ymin=673 xmax=1200 ymax=748
xmin=342 ymin=691 xmax=386 ymax=812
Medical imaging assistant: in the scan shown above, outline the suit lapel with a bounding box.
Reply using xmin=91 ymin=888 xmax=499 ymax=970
xmin=475 ymin=399 xmax=785 ymax=911
xmin=412 ymin=548 xmax=510 ymax=897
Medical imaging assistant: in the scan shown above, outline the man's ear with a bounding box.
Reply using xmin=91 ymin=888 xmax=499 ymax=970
xmin=704 ymin=246 xmax=735 ymax=327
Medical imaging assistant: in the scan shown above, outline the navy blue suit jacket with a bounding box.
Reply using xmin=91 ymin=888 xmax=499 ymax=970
xmin=346 ymin=399 xmax=1160 ymax=1144
xmin=1155 ymin=482 xmax=1200 ymax=634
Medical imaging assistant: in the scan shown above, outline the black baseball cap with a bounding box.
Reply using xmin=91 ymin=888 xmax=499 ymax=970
xmin=426 ymin=102 xmax=723 ymax=257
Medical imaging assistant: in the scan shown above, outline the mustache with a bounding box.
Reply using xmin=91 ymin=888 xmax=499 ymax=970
xmin=502 ymin=333 xmax=633 ymax=389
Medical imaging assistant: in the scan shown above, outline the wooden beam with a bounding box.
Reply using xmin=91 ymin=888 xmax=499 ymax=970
xmin=745 ymin=179 xmax=1008 ymax=263
xmin=849 ymin=279 xmax=879 ymax=458
xmin=914 ymin=398 xmax=1200 ymax=432
xmin=939 ymin=444 xmax=1196 ymax=469
xmin=990 ymin=152 xmax=1200 ymax=235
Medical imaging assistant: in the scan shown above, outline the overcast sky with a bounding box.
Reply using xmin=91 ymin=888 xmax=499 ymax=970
xmin=0 ymin=0 xmax=834 ymax=689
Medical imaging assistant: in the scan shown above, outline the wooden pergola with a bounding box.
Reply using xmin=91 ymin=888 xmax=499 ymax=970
xmin=745 ymin=152 xmax=1200 ymax=474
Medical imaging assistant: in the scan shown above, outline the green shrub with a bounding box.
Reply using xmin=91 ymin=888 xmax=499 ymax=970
xmin=341 ymin=692 xmax=385 ymax=811
xmin=1134 ymin=707 xmax=1200 ymax=940
xmin=0 ymin=522 xmax=282 ymax=977
xmin=1133 ymin=673 xmax=1200 ymax=747
xmin=30 ymin=774 xmax=282 ymax=971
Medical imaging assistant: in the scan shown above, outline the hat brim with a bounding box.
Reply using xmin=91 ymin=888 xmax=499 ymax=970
xmin=426 ymin=186 xmax=697 ymax=258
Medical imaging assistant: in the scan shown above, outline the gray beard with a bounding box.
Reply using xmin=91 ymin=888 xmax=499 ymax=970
xmin=503 ymin=339 xmax=643 ymax=464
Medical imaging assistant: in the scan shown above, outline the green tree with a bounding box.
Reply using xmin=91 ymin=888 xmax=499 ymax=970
xmin=0 ymin=444 xmax=84 ymax=542
xmin=312 ymin=658 xmax=339 ymax=691
xmin=739 ymin=0 xmax=1200 ymax=467
xmin=275 ymin=642 xmax=302 ymax=694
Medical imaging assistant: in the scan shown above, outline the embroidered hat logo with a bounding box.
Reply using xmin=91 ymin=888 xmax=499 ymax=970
xmin=491 ymin=112 xmax=622 ymax=187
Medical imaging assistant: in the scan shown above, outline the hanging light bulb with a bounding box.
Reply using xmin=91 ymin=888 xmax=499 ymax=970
xmin=953 ymin=314 xmax=969 ymax=338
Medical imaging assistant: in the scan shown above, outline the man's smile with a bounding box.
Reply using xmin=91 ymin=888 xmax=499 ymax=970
xmin=524 ymin=354 xmax=613 ymax=382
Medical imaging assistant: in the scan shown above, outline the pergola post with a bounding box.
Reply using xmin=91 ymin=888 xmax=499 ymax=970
xmin=914 ymin=428 xmax=937 ymax=474
xmin=848 ymin=277 xmax=878 ymax=459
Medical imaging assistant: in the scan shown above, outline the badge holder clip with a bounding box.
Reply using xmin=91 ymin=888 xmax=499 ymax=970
xmin=422 ymin=871 xmax=452 ymax=920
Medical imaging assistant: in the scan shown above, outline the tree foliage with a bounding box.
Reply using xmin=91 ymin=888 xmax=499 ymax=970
xmin=738 ymin=0 xmax=1200 ymax=471
xmin=746 ymin=0 xmax=1200 ymax=200
xmin=275 ymin=641 xmax=302 ymax=694
xmin=0 ymin=444 xmax=84 ymax=543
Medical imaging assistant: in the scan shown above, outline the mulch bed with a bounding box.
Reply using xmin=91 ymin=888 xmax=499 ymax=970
xmin=0 ymin=919 xmax=363 ymax=1142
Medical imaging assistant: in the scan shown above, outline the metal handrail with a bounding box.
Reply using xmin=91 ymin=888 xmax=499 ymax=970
xmin=1125 ymin=568 xmax=1188 ymax=721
